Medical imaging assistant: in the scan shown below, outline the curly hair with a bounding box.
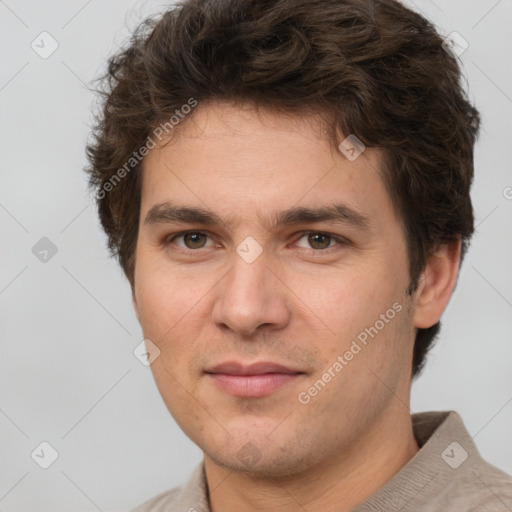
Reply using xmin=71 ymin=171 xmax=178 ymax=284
xmin=85 ymin=0 xmax=480 ymax=377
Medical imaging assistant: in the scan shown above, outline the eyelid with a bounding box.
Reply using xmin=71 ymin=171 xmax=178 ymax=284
xmin=292 ymin=231 xmax=349 ymax=251
xmin=167 ymin=230 xmax=216 ymax=250
xmin=165 ymin=230 xmax=349 ymax=252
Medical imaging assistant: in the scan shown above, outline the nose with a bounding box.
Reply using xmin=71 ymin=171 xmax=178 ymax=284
xmin=211 ymin=249 xmax=291 ymax=337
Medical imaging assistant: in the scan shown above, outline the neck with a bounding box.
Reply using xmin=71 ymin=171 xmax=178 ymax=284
xmin=204 ymin=409 xmax=419 ymax=512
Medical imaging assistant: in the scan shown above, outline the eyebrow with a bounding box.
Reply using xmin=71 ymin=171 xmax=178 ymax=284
xmin=144 ymin=202 xmax=371 ymax=231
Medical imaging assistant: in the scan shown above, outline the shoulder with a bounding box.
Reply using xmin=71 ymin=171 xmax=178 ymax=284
xmin=129 ymin=462 xmax=208 ymax=512
xmin=420 ymin=411 xmax=512 ymax=510
xmin=129 ymin=486 xmax=183 ymax=512
xmin=356 ymin=411 xmax=512 ymax=512
xmin=416 ymin=411 xmax=512 ymax=511
xmin=451 ymin=461 xmax=512 ymax=511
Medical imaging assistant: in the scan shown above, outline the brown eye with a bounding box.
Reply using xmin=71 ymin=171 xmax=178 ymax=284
xmin=182 ymin=232 xmax=208 ymax=249
xmin=307 ymin=233 xmax=332 ymax=249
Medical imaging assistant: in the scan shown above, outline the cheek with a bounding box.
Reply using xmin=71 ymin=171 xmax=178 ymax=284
xmin=134 ymin=253 xmax=215 ymax=362
xmin=296 ymin=264 xmax=395 ymax=323
xmin=135 ymin=266 xmax=204 ymax=399
xmin=135 ymin=248 xmax=181 ymax=322
xmin=296 ymin=265 xmax=406 ymax=360
xmin=135 ymin=272 xmax=172 ymax=336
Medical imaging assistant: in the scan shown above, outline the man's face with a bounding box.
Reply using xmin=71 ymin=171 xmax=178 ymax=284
xmin=133 ymin=102 xmax=416 ymax=477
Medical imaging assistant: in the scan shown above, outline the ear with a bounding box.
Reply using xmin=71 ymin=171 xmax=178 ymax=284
xmin=413 ymin=240 xmax=461 ymax=329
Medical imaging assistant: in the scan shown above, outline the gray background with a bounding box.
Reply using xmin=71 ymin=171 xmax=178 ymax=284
xmin=0 ymin=0 xmax=511 ymax=510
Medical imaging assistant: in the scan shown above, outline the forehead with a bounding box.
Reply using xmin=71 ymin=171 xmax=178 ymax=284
xmin=139 ymin=101 xmax=398 ymax=231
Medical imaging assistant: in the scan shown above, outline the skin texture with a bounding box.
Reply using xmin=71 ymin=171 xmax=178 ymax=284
xmin=133 ymin=101 xmax=460 ymax=511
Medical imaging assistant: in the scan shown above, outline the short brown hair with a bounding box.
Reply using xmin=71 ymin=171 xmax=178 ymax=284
xmin=85 ymin=0 xmax=480 ymax=377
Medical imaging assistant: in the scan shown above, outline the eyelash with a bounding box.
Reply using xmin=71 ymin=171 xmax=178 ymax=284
xmin=165 ymin=231 xmax=349 ymax=255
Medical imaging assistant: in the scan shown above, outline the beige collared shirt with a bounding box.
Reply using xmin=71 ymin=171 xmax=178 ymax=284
xmin=131 ymin=411 xmax=512 ymax=511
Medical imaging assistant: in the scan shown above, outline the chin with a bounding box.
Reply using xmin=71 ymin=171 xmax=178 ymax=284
xmin=203 ymin=431 xmax=321 ymax=479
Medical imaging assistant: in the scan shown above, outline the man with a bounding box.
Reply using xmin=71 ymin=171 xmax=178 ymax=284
xmin=85 ymin=0 xmax=512 ymax=510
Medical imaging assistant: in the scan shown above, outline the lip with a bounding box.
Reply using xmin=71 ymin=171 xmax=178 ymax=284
xmin=205 ymin=361 xmax=304 ymax=398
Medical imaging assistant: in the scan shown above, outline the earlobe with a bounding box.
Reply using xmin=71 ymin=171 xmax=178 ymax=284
xmin=412 ymin=240 xmax=461 ymax=329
